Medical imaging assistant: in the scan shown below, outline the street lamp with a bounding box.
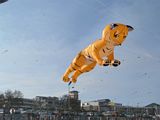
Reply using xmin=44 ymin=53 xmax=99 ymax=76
xmin=3 ymin=104 xmax=5 ymax=120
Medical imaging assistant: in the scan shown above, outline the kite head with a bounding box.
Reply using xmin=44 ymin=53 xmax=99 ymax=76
xmin=102 ymin=23 xmax=134 ymax=46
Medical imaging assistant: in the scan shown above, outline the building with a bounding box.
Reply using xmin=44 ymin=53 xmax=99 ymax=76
xmin=82 ymin=99 xmax=111 ymax=112
xmin=21 ymin=98 xmax=35 ymax=110
xmin=35 ymin=96 xmax=59 ymax=111
xmin=69 ymin=91 xmax=79 ymax=100
xmin=59 ymin=91 xmax=81 ymax=111
xmin=145 ymin=103 xmax=160 ymax=116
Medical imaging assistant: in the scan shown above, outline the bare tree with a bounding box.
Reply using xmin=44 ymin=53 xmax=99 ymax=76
xmin=0 ymin=93 xmax=4 ymax=107
xmin=4 ymin=89 xmax=14 ymax=99
xmin=4 ymin=89 xmax=24 ymax=109
xmin=4 ymin=90 xmax=23 ymax=99
xmin=13 ymin=90 xmax=24 ymax=98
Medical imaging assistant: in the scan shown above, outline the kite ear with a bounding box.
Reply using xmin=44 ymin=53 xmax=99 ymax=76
xmin=126 ymin=25 xmax=134 ymax=32
xmin=110 ymin=23 xmax=118 ymax=30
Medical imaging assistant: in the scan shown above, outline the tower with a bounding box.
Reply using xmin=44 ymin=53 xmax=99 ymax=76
xmin=69 ymin=91 xmax=79 ymax=100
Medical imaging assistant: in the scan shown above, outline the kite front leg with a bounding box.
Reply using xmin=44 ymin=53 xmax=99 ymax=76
xmin=107 ymin=52 xmax=121 ymax=67
xmin=92 ymin=50 xmax=110 ymax=66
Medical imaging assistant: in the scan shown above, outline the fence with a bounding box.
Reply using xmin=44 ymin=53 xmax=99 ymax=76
xmin=0 ymin=113 xmax=157 ymax=120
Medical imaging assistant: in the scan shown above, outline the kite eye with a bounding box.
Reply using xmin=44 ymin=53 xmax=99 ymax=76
xmin=123 ymin=36 xmax=127 ymax=39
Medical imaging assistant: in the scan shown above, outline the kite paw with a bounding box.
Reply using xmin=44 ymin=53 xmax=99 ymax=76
xmin=71 ymin=77 xmax=77 ymax=83
xmin=62 ymin=76 xmax=70 ymax=82
xmin=102 ymin=59 xmax=111 ymax=66
xmin=112 ymin=59 xmax=121 ymax=67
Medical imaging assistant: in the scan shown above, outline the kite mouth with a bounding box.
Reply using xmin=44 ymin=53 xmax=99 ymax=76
xmin=113 ymin=41 xmax=122 ymax=46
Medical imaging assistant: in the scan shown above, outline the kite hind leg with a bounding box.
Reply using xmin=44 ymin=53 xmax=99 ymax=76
xmin=63 ymin=64 xmax=75 ymax=82
xmin=63 ymin=53 xmax=85 ymax=83
xmin=63 ymin=62 xmax=82 ymax=82
xmin=71 ymin=61 xmax=96 ymax=83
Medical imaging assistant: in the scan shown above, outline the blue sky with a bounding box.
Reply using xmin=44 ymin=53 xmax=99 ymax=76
xmin=0 ymin=0 xmax=160 ymax=106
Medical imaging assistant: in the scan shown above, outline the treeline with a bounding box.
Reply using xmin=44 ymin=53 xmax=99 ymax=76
xmin=0 ymin=89 xmax=23 ymax=99
xmin=0 ymin=89 xmax=23 ymax=109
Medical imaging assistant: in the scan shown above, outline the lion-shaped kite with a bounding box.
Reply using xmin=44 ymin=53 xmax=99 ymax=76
xmin=62 ymin=23 xmax=134 ymax=84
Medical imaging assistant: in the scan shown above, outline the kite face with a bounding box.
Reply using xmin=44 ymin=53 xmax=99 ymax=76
xmin=102 ymin=23 xmax=134 ymax=46
xmin=63 ymin=23 xmax=134 ymax=84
